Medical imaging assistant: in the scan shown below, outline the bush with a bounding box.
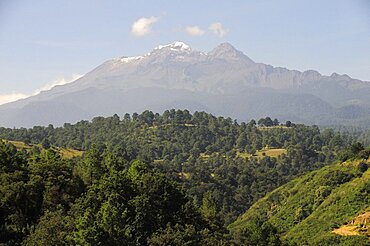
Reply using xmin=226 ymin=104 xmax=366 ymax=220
xmin=358 ymin=162 xmax=368 ymax=173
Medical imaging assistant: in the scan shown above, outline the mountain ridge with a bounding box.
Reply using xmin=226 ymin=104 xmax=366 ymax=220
xmin=1 ymin=41 xmax=370 ymax=127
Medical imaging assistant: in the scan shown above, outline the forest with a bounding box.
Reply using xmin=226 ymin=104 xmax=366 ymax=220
xmin=1 ymin=109 xmax=369 ymax=245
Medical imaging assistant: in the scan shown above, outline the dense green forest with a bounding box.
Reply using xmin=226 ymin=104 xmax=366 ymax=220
xmin=1 ymin=110 xmax=369 ymax=245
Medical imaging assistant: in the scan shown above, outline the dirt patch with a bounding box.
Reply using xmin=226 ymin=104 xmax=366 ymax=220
xmin=333 ymin=225 xmax=360 ymax=236
xmin=332 ymin=211 xmax=370 ymax=237
xmin=353 ymin=211 xmax=370 ymax=226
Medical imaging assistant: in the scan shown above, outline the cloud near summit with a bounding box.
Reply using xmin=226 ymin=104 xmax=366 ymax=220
xmin=0 ymin=74 xmax=83 ymax=106
xmin=183 ymin=22 xmax=228 ymax=37
xmin=209 ymin=22 xmax=228 ymax=37
xmin=131 ymin=16 xmax=160 ymax=37
xmin=130 ymin=16 xmax=228 ymax=38
xmin=185 ymin=26 xmax=205 ymax=36
xmin=0 ymin=93 xmax=28 ymax=106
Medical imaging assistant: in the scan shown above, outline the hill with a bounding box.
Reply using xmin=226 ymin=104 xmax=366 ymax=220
xmin=1 ymin=42 xmax=370 ymax=127
xmin=229 ymin=157 xmax=370 ymax=245
xmin=1 ymin=110 xmax=369 ymax=245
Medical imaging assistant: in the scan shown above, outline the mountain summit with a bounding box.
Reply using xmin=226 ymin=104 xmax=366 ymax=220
xmin=208 ymin=43 xmax=254 ymax=63
xmin=1 ymin=42 xmax=370 ymax=127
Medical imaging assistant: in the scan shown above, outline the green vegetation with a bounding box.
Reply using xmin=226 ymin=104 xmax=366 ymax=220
xmin=0 ymin=141 xmax=226 ymax=245
xmin=230 ymin=156 xmax=370 ymax=245
xmin=0 ymin=109 xmax=368 ymax=245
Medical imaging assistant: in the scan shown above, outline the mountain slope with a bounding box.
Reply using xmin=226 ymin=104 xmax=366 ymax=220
xmin=229 ymin=157 xmax=370 ymax=245
xmin=1 ymin=41 xmax=370 ymax=127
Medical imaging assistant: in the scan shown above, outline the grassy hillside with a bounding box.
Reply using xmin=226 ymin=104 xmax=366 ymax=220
xmin=1 ymin=139 xmax=83 ymax=159
xmin=229 ymin=157 xmax=370 ymax=245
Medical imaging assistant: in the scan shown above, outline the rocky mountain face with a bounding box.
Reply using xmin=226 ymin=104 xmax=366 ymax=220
xmin=1 ymin=41 xmax=370 ymax=127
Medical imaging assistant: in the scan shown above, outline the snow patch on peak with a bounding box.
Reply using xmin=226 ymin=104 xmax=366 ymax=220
xmin=112 ymin=54 xmax=147 ymax=64
xmin=120 ymin=56 xmax=144 ymax=63
xmin=111 ymin=41 xmax=192 ymax=65
xmin=154 ymin=41 xmax=191 ymax=51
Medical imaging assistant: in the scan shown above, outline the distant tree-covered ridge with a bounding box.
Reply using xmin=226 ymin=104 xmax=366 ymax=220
xmin=1 ymin=110 xmax=367 ymax=245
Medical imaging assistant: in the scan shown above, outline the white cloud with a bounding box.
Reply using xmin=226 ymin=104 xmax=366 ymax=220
xmin=34 ymin=74 xmax=83 ymax=94
xmin=0 ymin=93 xmax=28 ymax=105
xmin=185 ymin=26 xmax=205 ymax=36
xmin=209 ymin=22 xmax=228 ymax=37
xmin=131 ymin=16 xmax=159 ymax=37
xmin=0 ymin=74 xmax=84 ymax=105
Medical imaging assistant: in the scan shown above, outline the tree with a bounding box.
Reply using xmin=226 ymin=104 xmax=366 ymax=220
xmin=248 ymin=119 xmax=256 ymax=127
xmin=140 ymin=110 xmax=155 ymax=125
xmin=148 ymin=224 xmax=228 ymax=246
xmin=232 ymin=218 xmax=281 ymax=246
xmin=123 ymin=113 xmax=131 ymax=122
xmin=72 ymin=161 xmax=206 ymax=245
xmin=265 ymin=117 xmax=273 ymax=127
xmin=236 ymin=132 xmax=249 ymax=150
xmin=75 ymin=144 xmax=105 ymax=185
xmin=132 ymin=112 xmax=139 ymax=121
xmin=258 ymin=118 xmax=266 ymax=126
xmin=258 ymin=117 xmax=273 ymax=127
xmin=41 ymin=138 xmax=51 ymax=149
xmin=23 ymin=209 xmax=73 ymax=246
xmin=351 ymin=142 xmax=364 ymax=155
xmin=28 ymin=149 xmax=84 ymax=211
xmin=201 ymin=192 xmax=217 ymax=221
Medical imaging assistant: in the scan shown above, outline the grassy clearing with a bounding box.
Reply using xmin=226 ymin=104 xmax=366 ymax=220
xmin=178 ymin=172 xmax=192 ymax=179
xmin=153 ymin=159 xmax=164 ymax=164
xmin=256 ymin=148 xmax=287 ymax=158
xmin=149 ymin=123 xmax=197 ymax=129
xmin=236 ymin=148 xmax=287 ymax=159
xmin=57 ymin=147 xmax=83 ymax=159
xmin=1 ymin=139 xmax=83 ymax=159
xmin=5 ymin=140 xmax=33 ymax=150
xmin=236 ymin=151 xmax=252 ymax=158
xmin=200 ymin=153 xmax=211 ymax=158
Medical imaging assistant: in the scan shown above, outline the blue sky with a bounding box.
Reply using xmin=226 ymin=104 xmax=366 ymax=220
xmin=0 ymin=0 xmax=369 ymax=104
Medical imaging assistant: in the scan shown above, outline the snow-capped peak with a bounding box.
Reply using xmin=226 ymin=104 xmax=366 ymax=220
xmin=113 ymin=41 xmax=193 ymax=64
xmin=154 ymin=41 xmax=191 ymax=51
